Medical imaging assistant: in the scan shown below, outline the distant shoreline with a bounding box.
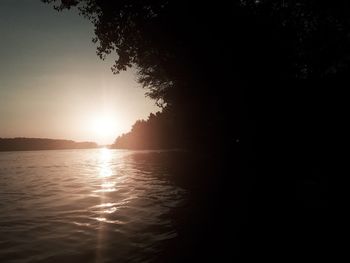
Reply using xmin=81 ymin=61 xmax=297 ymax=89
xmin=0 ymin=138 xmax=99 ymax=152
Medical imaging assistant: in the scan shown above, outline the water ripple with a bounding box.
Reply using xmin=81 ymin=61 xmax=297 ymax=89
xmin=0 ymin=149 xmax=186 ymax=263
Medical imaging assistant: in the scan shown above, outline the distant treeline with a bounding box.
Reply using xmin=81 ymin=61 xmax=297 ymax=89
xmin=0 ymin=138 xmax=98 ymax=152
xmin=112 ymin=111 xmax=181 ymax=150
xmin=111 ymin=108 xmax=228 ymax=150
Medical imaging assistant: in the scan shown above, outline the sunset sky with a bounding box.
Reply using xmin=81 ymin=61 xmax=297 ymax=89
xmin=0 ymin=0 xmax=158 ymax=145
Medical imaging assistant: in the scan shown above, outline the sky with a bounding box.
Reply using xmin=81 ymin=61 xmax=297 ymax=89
xmin=0 ymin=0 xmax=158 ymax=145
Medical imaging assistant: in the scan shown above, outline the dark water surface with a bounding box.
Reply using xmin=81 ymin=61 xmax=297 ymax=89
xmin=0 ymin=149 xmax=196 ymax=263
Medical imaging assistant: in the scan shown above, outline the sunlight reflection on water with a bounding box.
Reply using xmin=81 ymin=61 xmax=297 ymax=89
xmin=0 ymin=148 xmax=186 ymax=263
xmin=98 ymin=148 xmax=113 ymax=179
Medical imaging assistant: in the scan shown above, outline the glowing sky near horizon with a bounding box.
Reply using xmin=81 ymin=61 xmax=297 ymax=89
xmin=0 ymin=0 xmax=158 ymax=145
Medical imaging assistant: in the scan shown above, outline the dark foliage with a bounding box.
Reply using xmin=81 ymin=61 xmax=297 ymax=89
xmin=42 ymin=0 xmax=347 ymax=151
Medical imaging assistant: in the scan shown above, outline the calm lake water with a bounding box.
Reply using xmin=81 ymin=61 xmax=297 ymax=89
xmin=0 ymin=149 xmax=187 ymax=263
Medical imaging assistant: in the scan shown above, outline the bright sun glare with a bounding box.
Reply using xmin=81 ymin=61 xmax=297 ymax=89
xmin=93 ymin=117 xmax=115 ymax=136
xmin=90 ymin=115 xmax=120 ymax=145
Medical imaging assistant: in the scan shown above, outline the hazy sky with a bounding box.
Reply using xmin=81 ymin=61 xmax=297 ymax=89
xmin=0 ymin=0 xmax=158 ymax=145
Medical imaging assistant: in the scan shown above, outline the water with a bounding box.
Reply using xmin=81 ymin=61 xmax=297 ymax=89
xmin=0 ymin=149 xmax=187 ymax=263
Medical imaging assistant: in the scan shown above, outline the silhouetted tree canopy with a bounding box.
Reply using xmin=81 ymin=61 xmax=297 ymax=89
xmin=44 ymin=0 xmax=235 ymax=108
xmin=44 ymin=0 xmax=350 ymax=90
xmin=43 ymin=0 xmax=349 ymax=150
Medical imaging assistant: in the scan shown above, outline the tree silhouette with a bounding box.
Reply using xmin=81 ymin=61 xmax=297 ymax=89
xmin=43 ymin=0 xmax=350 ymax=86
xmin=42 ymin=1 xmax=350 ymax=150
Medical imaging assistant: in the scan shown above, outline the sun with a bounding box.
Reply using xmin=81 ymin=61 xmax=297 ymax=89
xmin=90 ymin=115 xmax=119 ymax=144
xmin=93 ymin=117 xmax=114 ymax=135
